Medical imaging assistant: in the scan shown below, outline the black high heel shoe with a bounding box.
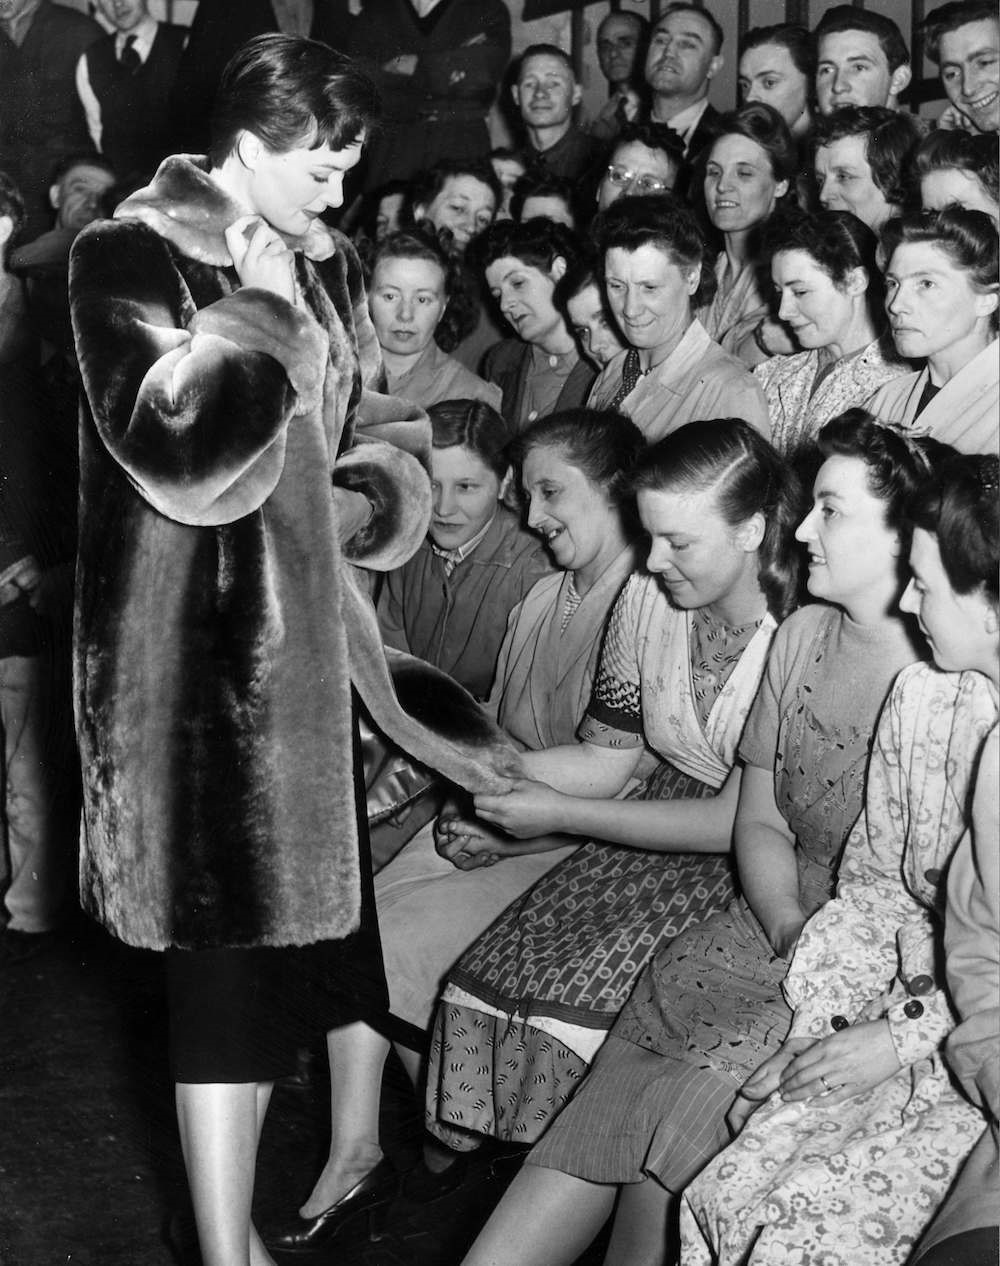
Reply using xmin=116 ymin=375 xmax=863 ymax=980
xmin=267 ymin=1157 xmax=399 ymax=1253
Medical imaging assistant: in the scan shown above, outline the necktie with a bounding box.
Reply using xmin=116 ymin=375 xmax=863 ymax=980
xmin=609 ymin=348 xmax=641 ymax=410
xmin=120 ymin=34 xmax=140 ymax=71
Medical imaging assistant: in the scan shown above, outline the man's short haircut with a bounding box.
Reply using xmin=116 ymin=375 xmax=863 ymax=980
xmin=598 ymin=10 xmax=649 ymax=39
xmin=813 ymin=106 xmax=923 ymax=206
xmin=48 ymin=151 xmax=116 ymax=188
xmin=922 ymin=1 xmax=999 ymax=64
xmin=0 ymin=170 xmax=26 ymax=242
xmin=740 ymin=23 xmax=814 ymax=81
xmin=510 ymin=172 xmax=576 ymax=225
xmin=518 ymin=44 xmax=576 ymax=79
xmin=656 ymin=3 xmax=724 ymax=56
xmin=814 ymin=4 xmax=911 ymax=73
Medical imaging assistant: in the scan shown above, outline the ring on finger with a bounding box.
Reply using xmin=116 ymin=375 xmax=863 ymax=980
xmin=820 ymin=1073 xmax=832 ymax=1092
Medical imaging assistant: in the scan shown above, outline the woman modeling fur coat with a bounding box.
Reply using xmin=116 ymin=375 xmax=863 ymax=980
xmin=69 ymin=154 xmax=516 ymax=954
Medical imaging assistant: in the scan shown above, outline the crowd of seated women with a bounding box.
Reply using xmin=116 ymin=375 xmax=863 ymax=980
xmin=2 ymin=4 xmax=996 ymax=1264
xmin=253 ymin=6 xmax=1000 ymax=1266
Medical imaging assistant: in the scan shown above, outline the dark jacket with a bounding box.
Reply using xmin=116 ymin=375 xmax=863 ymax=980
xmin=483 ymin=338 xmax=596 ymax=433
xmin=378 ymin=507 xmax=553 ymax=700
xmin=0 ymin=1 xmax=102 ymax=237
xmin=83 ymin=23 xmax=187 ymax=181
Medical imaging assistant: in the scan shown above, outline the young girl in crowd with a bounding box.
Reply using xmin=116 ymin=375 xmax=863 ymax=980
xmin=460 ymin=412 xmax=931 ymax=1266
xmin=867 ymin=207 xmax=999 ymax=453
xmin=378 ymin=399 xmax=551 ymax=702
xmin=367 ymin=229 xmax=500 ymax=409
xmin=554 ymin=257 xmax=627 ymax=371
xmin=424 ymin=418 xmax=800 ymax=1156
xmin=588 ymin=196 xmax=770 ymax=440
xmin=737 ymin=24 xmax=813 ymax=143
xmin=477 ymin=218 xmax=596 ymax=431
xmin=366 ymin=399 xmax=552 ymax=867
xmin=756 ymin=208 xmax=907 ymax=455
xmin=697 ymin=103 xmax=796 ymax=367
xmin=683 ymin=452 xmax=999 ymax=1266
xmin=270 ymin=410 xmax=643 ymax=1253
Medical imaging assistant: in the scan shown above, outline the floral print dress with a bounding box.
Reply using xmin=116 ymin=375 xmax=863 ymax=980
xmin=681 ymin=665 xmax=998 ymax=1265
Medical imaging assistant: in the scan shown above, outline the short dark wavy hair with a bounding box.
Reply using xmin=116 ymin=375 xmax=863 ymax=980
xmin=762 ymin=207 xmax=881 ymax=292
xmin=814 ymin=5 xmax=910 ymax=73
xmin=907 ymin=452 xmax=999 ymax=604
xmin=367 ymin=226 xmax=478 ymax=353
xmin=816 ymin=409 xmax=951 ymax=546
xmin=471 ymin=216 xmax=582 ymax=277
xmin=813 ymin=106 xmax=923 ymax=207
xmin=208 ymin=34 xmax=380 ymax=165
xmin=509 ymin=172 xmax=576 ymax=226
xmin=922 ymin=1 xmax=998 ymax=64
xmin=629 ymin=417 xmax=804 ymax=620
xmin=591 ymin=193 xmax=714 ymax=308
xmin=740 ymin=23 xmax=814 ymax=81
xmin=708 ymin=102 xmax=798 ymax=184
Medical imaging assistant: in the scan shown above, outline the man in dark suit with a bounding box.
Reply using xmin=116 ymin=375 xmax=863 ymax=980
xmin=644 ymin=2 xmax=723 ymax=162
xmin=0 ymin=0 xmax=102 ymax=238
xmin=75 ymin=0 xmax=186 ymax=183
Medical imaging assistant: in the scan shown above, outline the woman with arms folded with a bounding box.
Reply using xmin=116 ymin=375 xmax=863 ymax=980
xmin=683 ymin=452 xmax=999 ymax=1266
xmin=459 ymin=412 xmax=931 ymax=1266
xmin=867 ymin=206 xmax=999 ymax=453
xmin=756 ymin=208 xmax=908 ymax=456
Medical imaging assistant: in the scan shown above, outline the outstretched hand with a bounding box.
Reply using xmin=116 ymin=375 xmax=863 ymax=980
xmin=473 ymin=776 xmax=567 ymax=839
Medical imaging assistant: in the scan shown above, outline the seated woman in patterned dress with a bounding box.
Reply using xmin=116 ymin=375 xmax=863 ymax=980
xmin=425 ymin=418 xmax=801 ymax=1157
xmin=755 ymin=208 xmax=908 ymax=457
xmin=460 ymin=412 xmax=933 ymax=1266
xmin=269 ymin=409 xmax=643 ymax=1253
xmin=683 ymin=452 xmax=999 ymax=1266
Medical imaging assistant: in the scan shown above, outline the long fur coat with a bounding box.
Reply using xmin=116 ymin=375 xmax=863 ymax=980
xmin=69 ymin=155 xmax=517 ymax=952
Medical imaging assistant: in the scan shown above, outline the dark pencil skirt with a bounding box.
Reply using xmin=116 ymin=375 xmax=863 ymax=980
xmin=165 ymin=718 xmax=389 ymax=1083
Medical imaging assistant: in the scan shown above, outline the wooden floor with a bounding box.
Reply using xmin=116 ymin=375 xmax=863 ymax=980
xmin=0 ymin=915 xmax=610 ymax=1266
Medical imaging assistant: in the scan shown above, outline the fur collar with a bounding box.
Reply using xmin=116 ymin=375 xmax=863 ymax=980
xmin=113 ymin=154 xmax=338 ymax=268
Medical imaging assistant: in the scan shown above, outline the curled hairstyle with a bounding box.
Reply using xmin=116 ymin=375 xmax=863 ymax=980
xmin=740 ymin=23 xmax=814 ymax=81
xmin=514 ymin=408 xmax=645 ymax=510
xmin=0 ymin=169 xmax=26 ymax=243
xmin=472 ymin=216 xmax=582 ymax=276
xmin=610 ymin=120 xmax=686 ymax=176
xmin=913 ymin=129 xmax=1000 ymax=208
xmin=922 ymin=1 xmax=998 ymax=63
xmin=428 ymin=399 xmax=514 ymax=482
xmin=907 ymin=452 xmax=1000 ymax=604
xmin=881 ymin=206 xmax=999 ymax=332
xmin=816 ymin=409 xmax=951 ymax=546
xmin=591 ymin=193 xmax=714 ymax=307
xmin=813 ymin=106 xmax=922 ymax=208
xmin=709 ymin=102 xmax=798 ymax=184
xmin=763 ymin=207 xmax=882 ymax=293
xmin=368 ymin=226 xmax=477 ymax=352
xmin=208 ymin=34 xmax=380 ymax=165
xmin=410 ymin=158 xmax=503 ymax=219
xmin=814 ymin=5 xmax=910 ymax=73
xmin=629 ymin=419 xmax=804 ymax=620
xmin=510 ymin=172 xmax=576 ymax=225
